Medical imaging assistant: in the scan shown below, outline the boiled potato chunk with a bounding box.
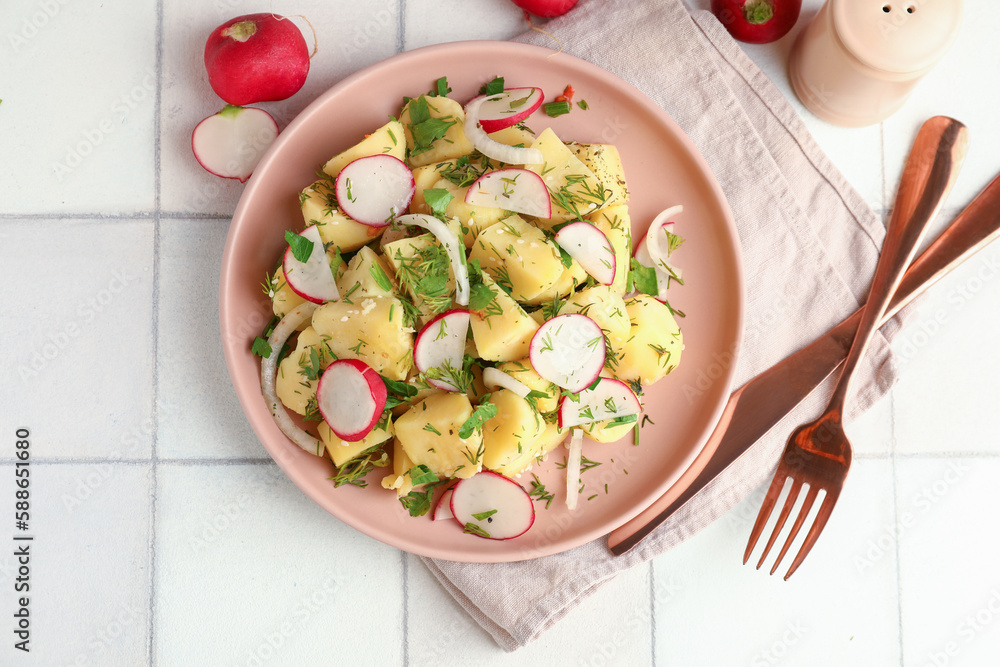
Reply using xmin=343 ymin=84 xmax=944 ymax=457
xmin=569 ymin=143 xmax=629 ymax=208
xmin=469 ymin=273 xmax=539 ymax=362
xmin=312 ymin=296 xmax=414 ymax=381
xmin=319 ymin=419 xmax=394 ymax=468
xmin=481 ymin=389 xmax=545 ymax=472
xmin=495 ymin=357 xmax=559 ymax=414
xmin=489 ymin=124 xmax=536 ymax=148
xmin=526 ymin=128 xmax=607 ymax=225
xmin=382 ymin=232 xmax=457 ymax=324
xmin=523 ymin=258 xmax=587 ymax=306
xmin=493 ymin=421 xmax=567 ymax=478
xmin=381 ymin=436 xmax=415 ymax=497
xmin=323 ymin=119 xmax=406 ymax=177
xmin=337 ymin=245 xmax=397 ymax=299
xmin=582 ymin=415 xmax=637 ymax=443
xmin=400 ymin=95 xmax=475 ymax=168
xmin=558 ymin=286 xmax=630 ymax=352
xmin=300 ymin=179 xmax=382 ymax=253
xmin=615 ymin=295 xmax=684 ymax=385
xmin=468 ymin=214 xmax=564 ymax=301
xmin=269 ymin=269 xmax=307 ymax=322
xmin=394 ymin=393 xmax=484 ymax=479
xmin=587 ymin=205 xmax=632 ymax=296
xmin=275 ymin=326 xmax=334 ymax=416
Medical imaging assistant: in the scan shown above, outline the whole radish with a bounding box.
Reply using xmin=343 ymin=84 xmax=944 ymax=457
xmin=204 ymin=13 xmax=310 ymax=105
xmin=710 ymin=0 xmax=801 ymax=44
xmin=510 ymin=0 xmax=578 ymax=18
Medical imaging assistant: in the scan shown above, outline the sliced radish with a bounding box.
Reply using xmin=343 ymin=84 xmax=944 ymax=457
xmin=260 ymin=302 xmax=324 ymax=456
xmin=449 ymin=471 xmax=535 ymax=540
xmin=557 ymin=377 xmax=641 ymax=429
xmin=635 ymin=205 xmax=683 ymax=301
xmin=335 ymin=154 xmax=415 ymax=227
xmin=476 ymin=87 xmax=544 ymax=133
xmin=192 ymin=104 xmax=278 ymax=183
xmin=414 ymin=309 xmax=471 ymax=392
xmin=433 ymin=486 xmax=456 ymax=521
xmin=565 ymin=428 xmax=584 ymax=511
xmin=464 ymin=168 xmax=552 ymax=218
xmin=316 ymin=359 xmax=387 ymax=441
xmin=464 ymin=95 xmax=544 ymax=165
xmin=482 ymin=367 xmax=531 ymax=398
xmin=395 ymin=213 xmax=470 ymax=307
xmin=282 ymin=225 xmax=340 ymax=304
xmin=554 ymin=222 xmax=616 ymax=285
xmin=529 ymin=314 xmax=606 ymax=393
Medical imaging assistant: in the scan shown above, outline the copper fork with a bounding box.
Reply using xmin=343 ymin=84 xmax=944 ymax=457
xmin=744 ymin=116 xmax=969 ymax=579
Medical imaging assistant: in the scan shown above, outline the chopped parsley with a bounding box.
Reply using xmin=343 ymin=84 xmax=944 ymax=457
xmin=458 ymin=399 xmax=499 ymax=439
xmin=284 ymin=230 xmax=314 ymax=263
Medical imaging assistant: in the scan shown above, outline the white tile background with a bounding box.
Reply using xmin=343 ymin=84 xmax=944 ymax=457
xmin=1 ymin=0 xmax=998 ymax=664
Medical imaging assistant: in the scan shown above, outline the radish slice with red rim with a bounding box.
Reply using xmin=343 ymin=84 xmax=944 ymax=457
xmin=464 ymin=168 xmax=552 ymax=218
xmin=316 ymin=359 xmax=387 ymax=441
xmin=554 ymin=222 xmax=616 ymax=285
xmin=192 ymin=104 xmax=278 ymax=183
xmin=414 ymin=309 xmax=471 ymax=392
xmin=464 ymin=95 xmax=544 ymax=165
xmin=335 ymin=154 xmax=415 ymax=227
xmin=395 ymin=213 xmax=470 ymax=307
xmin=476 ymin=87 xmax=544 ymax=133
xmin=449 ymin=471 xmax=535 ymax=540
xmin=433 ymin=486 xmax=456 ymax=521
xmin=259 ymin=302 xmax=324 ymax=456
xmin=636 ymin=205 xmax=684 ymax=301
xmin=282 ymin=225 xmax=340 ymax=304
xmin=529 ymin=313 xmax=606 ymax=393
xmin=565 ymin=428 xmax=584 ymax=510
xmin=557 ymin=377 xmax=641 ymax=429
xmin=482 ymin=367 xmax=531 ymax=398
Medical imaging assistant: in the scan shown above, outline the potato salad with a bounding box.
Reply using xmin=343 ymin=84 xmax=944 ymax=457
xmin=255 ymin=77 xmax=686 ymax=537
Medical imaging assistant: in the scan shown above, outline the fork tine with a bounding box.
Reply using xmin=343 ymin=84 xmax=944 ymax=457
xmin=743 ymin=471 xmax=790 ymax=564
xmin=783 ymin=489 xmax=841 ymax=580
xmin=755 ymin=478 xmax=804 ymax=570
xmin=769 ymin=484 xmax=820 ymax=575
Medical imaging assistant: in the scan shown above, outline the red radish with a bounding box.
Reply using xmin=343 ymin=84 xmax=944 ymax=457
xmin=482 ymin=367 xmax=531 ymax=398
xmin=414 ymin=310 xmax=472 ymax=392
xmin=282 ymin=225 xmax=340 ymax=304
xmin=554 ymin=222 xmax=616 ymax=285
xmin=336 ymin=155 xmax=415 ymax=227
xmin=316 ymin=359 xmax=387 ymax=442
xmin=476 ymin=88 xmax=544 ymax=133
xmin=396 ymin=214 xmax=470 ymax=307
xmin=433 ymin=486 xmax=456 ymax=521
xmin=510 ymin=0 xmax=579 ymax=17
xmin=710 ymin=0 xmax=802 ymax=44
xmin=191 ymin=105 xmax=278 ymax=183
xmin=558 ymin=377 xmax=641 ymax=429
xmin=565 ymin=428 xmax=583 ymax=510
xmin=204 ymin=13 xmax=310 ymax=105
xmin=464 ymin=96 xmax=544 ymax=165
xmin=449 ymin=471 xmax=535 ymax=540
xmin=465 ymin=168 xmax=552 ymax=218
xmin=529 ymin=314 xmax=606 ymax=393
xmin=635 ymin=205 xmax=683 ymax=302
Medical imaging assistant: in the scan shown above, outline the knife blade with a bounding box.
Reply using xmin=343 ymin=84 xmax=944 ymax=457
xmin=608 ymin=171 xmax=1000 ymax=556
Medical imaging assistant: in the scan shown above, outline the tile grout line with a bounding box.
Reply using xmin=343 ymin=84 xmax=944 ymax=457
xmin=148 ymin=1 xmax=165 ymax=664
xmin=0 ymin=212 xmax=232 ymax=221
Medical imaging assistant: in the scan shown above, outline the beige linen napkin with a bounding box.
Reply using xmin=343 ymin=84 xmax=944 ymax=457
xmin=422 ymin=0 xmax=903 ymax=651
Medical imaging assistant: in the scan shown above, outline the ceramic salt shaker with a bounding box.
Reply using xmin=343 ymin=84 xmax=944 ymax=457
xmin=789 ymin=0 xmax=963 ymax=127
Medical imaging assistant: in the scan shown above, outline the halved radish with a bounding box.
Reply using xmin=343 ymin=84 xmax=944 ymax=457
xmin=192 ymin=104 xmax=278 ymax=183
xmin=282 ymin=225 xmax=340 ymax=304
xmin=476 ymin=87 xmax=544 ymax=133
xmin=316 ymin=359 xmax=387 ymax=441
xmin=557 ymin=377 xmax=641 ymax=429
xmin=529 ymin=314 xmax=606 ymax=393
xmin=565 ymin=428 xmax=584 ymax=510
xmin=554 ymin=222 xmax=616 ymax=285
xmin=464 ymin=168 xmax=552 ymax=218
xmin=635 ymin=205 xmax=683 ymax=301
xmin=395 ymin=214 xmax=470 ymax=307
xmin=335 ymin=154 xmax=415 ymax=227
xmin=414 ymin=309 xmax=471 ymax=392
xmin=433 ymin=486 xmax=456 ymax=521
xmin=449 ymin=470 xmax=535 ymax=540
xmin=482 ymin=367 xmax=531 ymax=398
xmin=464 ymin=95 xmax=544 ymax=165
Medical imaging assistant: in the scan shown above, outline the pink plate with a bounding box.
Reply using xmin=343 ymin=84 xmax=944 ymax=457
xmin=219 ymin=41 xmax=744 ymax=562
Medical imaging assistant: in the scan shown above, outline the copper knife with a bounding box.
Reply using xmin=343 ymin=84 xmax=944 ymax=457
xmin=608 ymin=172 xmax=1000 ymax=556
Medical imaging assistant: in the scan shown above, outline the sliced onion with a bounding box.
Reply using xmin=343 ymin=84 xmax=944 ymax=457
xmin=395 ymin=213 xmax=470 ymax=307
xmin=260 ymin=302 xmax=324 ymax=456
xmin=565 ymin=428 xmax=584 ymax=511
xmin=463 ymin=95 xmax=544 ymax=166
xmin=482 ymin=367 xmax=532 ymax=398
xmin=644 ymin=205 xmax=684 ymax=287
